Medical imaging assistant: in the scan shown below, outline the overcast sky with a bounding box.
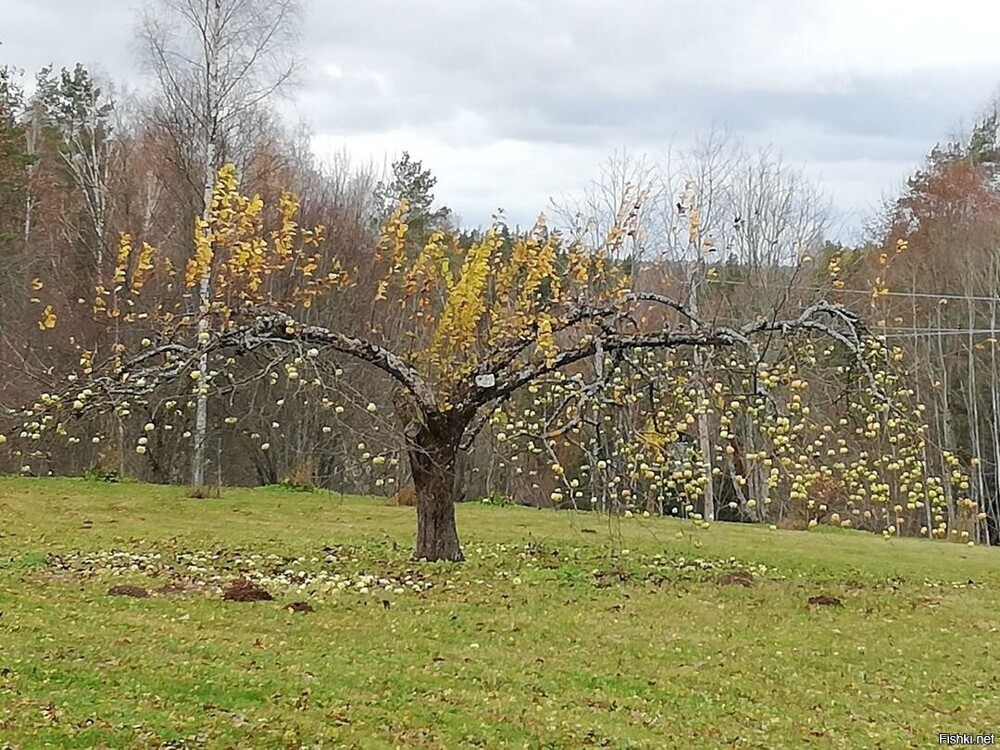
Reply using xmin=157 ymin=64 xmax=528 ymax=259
xmin=3 ymin=0 xmax=1000 ymax=239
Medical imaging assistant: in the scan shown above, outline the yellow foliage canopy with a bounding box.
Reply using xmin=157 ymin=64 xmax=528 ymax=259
xmin=376 ymin=208 xmax=627 ymax=385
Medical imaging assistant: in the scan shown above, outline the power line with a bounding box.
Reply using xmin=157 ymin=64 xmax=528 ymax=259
xmin=878 ymin=329 xmax=1000 ymax=339
xmin=702 ymin=277 xmax=1000 ymax=303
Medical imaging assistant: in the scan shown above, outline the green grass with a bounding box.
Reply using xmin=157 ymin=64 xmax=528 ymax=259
xmin=1 ymin=477 xmax=998 ymax=749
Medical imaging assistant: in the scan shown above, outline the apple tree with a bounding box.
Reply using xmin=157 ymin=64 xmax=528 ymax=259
xmin=6 ymin=165 xmax=967 ymax=561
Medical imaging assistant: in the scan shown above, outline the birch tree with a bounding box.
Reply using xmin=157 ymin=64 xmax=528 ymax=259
xmin=32 ymin=64 xmax=116 ymax=280
xmin=137 ymin=0 xmax=301 ymax=489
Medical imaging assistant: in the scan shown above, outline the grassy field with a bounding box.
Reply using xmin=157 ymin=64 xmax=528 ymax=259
xmin=1 ymin=477 xmax=998 ymax=749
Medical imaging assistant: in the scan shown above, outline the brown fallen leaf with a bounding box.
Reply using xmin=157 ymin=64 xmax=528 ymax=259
xmin=807 ymin=595 xmax=842 ymax=607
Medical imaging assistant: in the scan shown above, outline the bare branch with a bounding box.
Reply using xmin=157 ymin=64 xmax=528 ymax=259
xmin=223 ymin=313 xmax=439 ymax=414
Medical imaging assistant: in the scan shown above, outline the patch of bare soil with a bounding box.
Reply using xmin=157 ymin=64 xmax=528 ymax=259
xmin=222 ymin=577 xmax=273 ymax=602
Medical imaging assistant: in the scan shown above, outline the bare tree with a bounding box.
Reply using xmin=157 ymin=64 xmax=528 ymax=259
xmin=136 ymin=0 xmax=301 ymax=488
xmin=548 ymin=134 xmax=834 ymax=523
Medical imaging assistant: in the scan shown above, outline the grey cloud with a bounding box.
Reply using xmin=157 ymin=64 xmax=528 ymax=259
xmin=3 ymin=0 xmax=999 ymax=235
xmin=1 ymin=0 xmax=137 ymax=84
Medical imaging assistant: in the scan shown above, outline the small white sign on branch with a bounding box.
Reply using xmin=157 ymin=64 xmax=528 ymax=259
xmin=474 ymin=373 xmax=496 ymax=388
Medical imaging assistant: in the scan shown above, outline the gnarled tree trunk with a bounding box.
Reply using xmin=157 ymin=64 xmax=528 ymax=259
xmin=404 ymin=417 xmax=465 ymax=562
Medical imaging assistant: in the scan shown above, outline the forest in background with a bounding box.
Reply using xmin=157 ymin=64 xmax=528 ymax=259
xmin=3 ymin=1 xmax=1000 ymax=549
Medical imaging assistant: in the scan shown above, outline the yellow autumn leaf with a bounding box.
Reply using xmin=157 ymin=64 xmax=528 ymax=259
xmin=38 ymin=305 xmax=57 ymax=330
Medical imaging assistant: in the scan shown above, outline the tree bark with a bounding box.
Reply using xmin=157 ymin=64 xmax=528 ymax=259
xmin=451 ymin=447 xmax=469 ymax=503
xmin=405 ymin=419 xmax=465 ymax=562
xmin=191 ymin=141 xmax=216 ymax=490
